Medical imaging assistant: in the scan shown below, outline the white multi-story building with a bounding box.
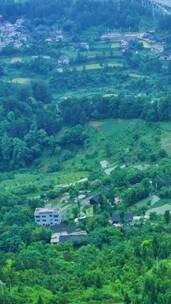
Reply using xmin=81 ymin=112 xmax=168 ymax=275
xmin=34 ymin=207 xmax=61 ymax=227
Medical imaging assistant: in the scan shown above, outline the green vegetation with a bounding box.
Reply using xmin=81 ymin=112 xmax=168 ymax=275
xmin=1 ymin=117 xmax=171 ymax=303
xmin=0 ymin=0 xmax=171 ymax=303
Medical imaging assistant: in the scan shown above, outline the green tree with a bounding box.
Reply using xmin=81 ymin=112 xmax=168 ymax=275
xmin=164 ymin=210 xmax=171 ymax=224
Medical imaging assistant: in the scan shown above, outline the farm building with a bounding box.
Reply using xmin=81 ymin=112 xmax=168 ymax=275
xmin=51 ymin=231 xmax=87 ymax=244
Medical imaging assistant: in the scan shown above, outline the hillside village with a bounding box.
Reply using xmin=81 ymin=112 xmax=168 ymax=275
xmin=33 ymin=182 xmax=169 ymax=244
xmin=1 ymin=1 xmax=171 ymax=303
xmin=1 ymin=15 xmax=171 ymax=245
xmin=0 ymin=16 xmax=29 ymax=50
xmin=33 ymin=163 xmax=170 ymax=245
xmin=0 ymin=14 xmax=171 ymax=82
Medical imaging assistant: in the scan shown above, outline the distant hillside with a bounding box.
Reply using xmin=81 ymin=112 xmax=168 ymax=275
xmin=0 ymin=0 xmax=152 ymax=31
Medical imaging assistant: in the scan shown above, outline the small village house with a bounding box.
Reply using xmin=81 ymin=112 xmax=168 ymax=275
xmin=51 ymin=231 xmax=87 ymax=244
xmin=58 ymin=55 xmax=70 ymax=66
xmin=90 ymin=195 xmax=100 ymax=205
xmin=34 ymin=207 xmax=62 ymax=226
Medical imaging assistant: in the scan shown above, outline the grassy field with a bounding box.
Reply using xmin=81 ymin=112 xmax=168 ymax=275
xmin=0 ymin=37 xmax=125 ymax=82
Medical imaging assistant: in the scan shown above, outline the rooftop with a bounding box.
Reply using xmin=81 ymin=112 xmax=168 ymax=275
xmin=34 ymin=207 xmax=61 ymax=216
xmin=51 ymin=230 xmax=87 ymax=244
xmin=60 ymin=231 xmax=87 ymax=237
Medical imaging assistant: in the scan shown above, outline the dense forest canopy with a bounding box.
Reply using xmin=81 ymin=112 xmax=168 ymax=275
xmin=0 ymin=0 xmax=151 ymax=30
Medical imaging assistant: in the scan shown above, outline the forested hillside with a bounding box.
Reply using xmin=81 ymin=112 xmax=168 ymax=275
xmin=0 ymin=0 xmax=171 ymax=303
xmin=0 ymin=0 xmax=149 ymax=30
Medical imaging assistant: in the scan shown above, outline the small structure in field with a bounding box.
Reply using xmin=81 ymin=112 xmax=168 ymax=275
xmin=114 ymin=197 xmax=122 ymax=205
xmin=89 ymin=195 xmax=101 ymax=205
xmin=124 ymin=213 xmax=133 ymax=223
xmin=133 ymin=215 xmax=150 ymax=222
xmin=77 ymin=42 xmax=90 ymax=50
xmin=51 ymin=230 xmax=87 ymax=244
xmin=56 ymin=30 xmax=64 ymax=42
xmin=111 ymin=214 xmax=121 ymax=224
xmin=111 ymin=213 xmax=134 ymax=224
xmin=58 ymin=55 xmax=70 ymax=66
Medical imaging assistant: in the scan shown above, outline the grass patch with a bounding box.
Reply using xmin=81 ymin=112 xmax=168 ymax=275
xmin=111 ymin=42 xmax=121 ymax=48
xmin=142 ymin=40 xmax=151 ymax=48
xmin=85 ymin=63 xmax=101 ymax=70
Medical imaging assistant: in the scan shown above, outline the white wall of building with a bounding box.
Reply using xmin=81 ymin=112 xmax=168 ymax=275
xmin=34 ymin=208 xmax=62 ymax=226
